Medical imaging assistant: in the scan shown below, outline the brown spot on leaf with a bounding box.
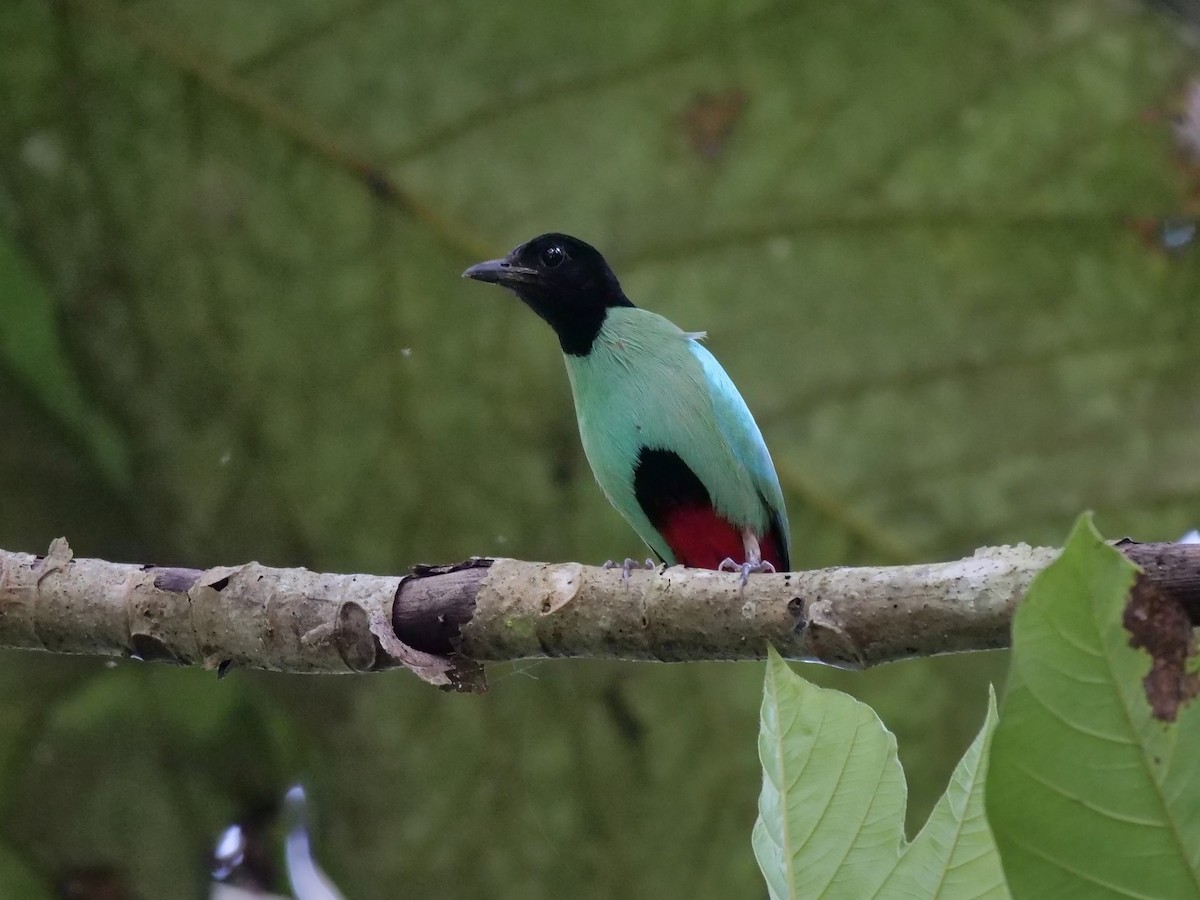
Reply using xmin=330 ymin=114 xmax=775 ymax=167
xmin=683 ymin=89 xmax=748 ymax=161
xmin=1123 ymin=575 xmax=1199 ymax=723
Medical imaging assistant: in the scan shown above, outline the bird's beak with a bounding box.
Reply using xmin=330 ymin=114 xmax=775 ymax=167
xmin=462 ymin=257 xmax=539 ymax=285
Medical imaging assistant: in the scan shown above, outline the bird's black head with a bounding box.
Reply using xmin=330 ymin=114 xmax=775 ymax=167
xmin=462 ymin=233 xmax=634 ymax=356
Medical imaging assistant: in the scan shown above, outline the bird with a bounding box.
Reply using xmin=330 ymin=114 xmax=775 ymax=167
xmin=463 ymin=233 xmax=790 ymax=582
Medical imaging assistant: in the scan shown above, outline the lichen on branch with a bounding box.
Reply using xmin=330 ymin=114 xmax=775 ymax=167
xmin=1 ymin=538 xmax=1197 ymax=696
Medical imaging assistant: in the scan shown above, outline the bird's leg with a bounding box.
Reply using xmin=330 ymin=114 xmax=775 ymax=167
xmin=603 ymin=557 xmax=657 ymax=585
xmin=718 ymin=532 xmax=776 ymax=586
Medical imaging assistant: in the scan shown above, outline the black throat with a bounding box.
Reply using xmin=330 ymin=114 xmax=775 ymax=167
xmin=515 ymin=289 xmax=634 ymax=357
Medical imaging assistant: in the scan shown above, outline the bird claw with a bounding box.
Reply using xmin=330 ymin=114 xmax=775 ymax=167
xmin=604 ymin=557 xmax=657 ymax=584
xmin=719 ymin=557 xmax=776 ymax=587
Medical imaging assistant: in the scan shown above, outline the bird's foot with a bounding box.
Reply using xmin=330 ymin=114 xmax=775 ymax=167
xmin=604 ymin=557 xmax=657 ymax=584
xmin=719 ymin=557 xmax=776 ymax=587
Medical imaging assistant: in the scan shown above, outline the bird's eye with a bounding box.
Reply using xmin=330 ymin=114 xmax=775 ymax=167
xmin=541 ymin=245 xmax=566 ymax=268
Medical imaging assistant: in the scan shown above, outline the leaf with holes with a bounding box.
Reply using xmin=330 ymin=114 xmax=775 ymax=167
xmin=986 ymin=514 xmax=1200 ymax=899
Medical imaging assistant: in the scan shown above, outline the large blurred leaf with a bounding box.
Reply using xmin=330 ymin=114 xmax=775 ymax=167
xmin=1 ymin=0 xmax=1198 ymax=898
xmin=1 ymin=0 xmax=1196 ymax=570
xmin=987 ymin=515 xmax=1200 ymax=898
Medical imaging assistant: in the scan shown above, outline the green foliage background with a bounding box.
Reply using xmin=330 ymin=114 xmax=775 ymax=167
xmin=1 ymin=1 xmax=1198 ymax=896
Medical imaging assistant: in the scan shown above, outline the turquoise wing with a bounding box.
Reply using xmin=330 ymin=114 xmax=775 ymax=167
xmin=689 ymin=341 xmax=791 ymax=569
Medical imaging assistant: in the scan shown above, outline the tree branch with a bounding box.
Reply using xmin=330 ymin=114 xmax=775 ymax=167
xmin=1 ymin=538 xmax=1197 ymax=691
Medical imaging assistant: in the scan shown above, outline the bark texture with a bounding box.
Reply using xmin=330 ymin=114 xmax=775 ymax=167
xmin=1 ymin=538 xmax=1198 ymax=692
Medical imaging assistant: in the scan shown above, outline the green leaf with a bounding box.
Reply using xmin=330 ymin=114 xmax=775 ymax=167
xmin=884 ymin=689 xmax=1007 ymax=898
xmin=986 ymin=514 xmax=1200 ymax=899
xmin=754 ymin=646 xmax=1007 ymax=899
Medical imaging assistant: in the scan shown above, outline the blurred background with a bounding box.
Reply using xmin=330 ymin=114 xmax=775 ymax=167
xmin=2 ymin=0 xmax=1199 ymax=897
